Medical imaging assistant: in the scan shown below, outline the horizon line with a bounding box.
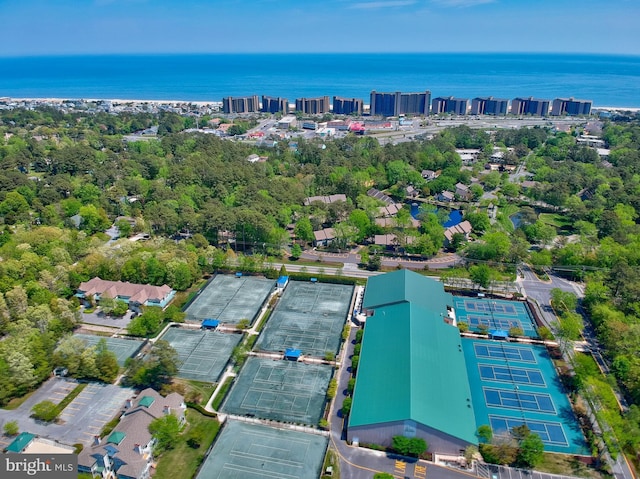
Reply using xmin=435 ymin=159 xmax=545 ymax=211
xmin=1 ymin=51 xmax=639 ymax=59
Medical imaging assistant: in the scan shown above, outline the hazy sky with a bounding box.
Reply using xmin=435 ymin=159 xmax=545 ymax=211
xmin=0 ymin=0 xmax=638 ymax=56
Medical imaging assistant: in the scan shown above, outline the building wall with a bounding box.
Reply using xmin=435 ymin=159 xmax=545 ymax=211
xmin=333 ymin=96 xmax=363 ymax=115
xmin=512 ymin=97 xmax=549 ymax=116
xmin=262 ymin=96 xmax=289 ymax=114
xmin=471 ymin=97 xmax=507 ymax=115
xmin=370 ymin=91 xmax=430 ymax=116
xmin=348 ymin=420 xmax=473 ymax=455
xmin=295 ymin=96 xmax=330 ymax=114
xmin=551 ymin=98 xmax=591 ymax=116
xmin=222 ymin=96 xmax=259 ymax=114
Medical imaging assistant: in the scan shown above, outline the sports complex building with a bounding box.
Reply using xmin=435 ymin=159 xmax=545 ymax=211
xmin=348 ymin=270 xmax=588 ymax=456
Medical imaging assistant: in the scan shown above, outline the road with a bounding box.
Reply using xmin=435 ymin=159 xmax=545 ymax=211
xmin=516 ymin=266 xmax=635 ymax=479
xmin=299 ymin=247 xmax=462 ymax=270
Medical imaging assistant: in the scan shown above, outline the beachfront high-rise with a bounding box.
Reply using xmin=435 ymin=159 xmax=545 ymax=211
xmin=222 ymin=95 xmax=260 ymax=114
xmin=551 ymin=98 xmax=592 ymax=116
xmin=432 ymin=96 xmax=468 ymax=115
xmin=370 ymin=91 xmax=431 ymax=117
xmin=295 ymin=96 xmax=331 ymax=115
xmin=261 ymin=96 xmax=289 ymax=114
xmin=511 ymin=97 xmax=550 ymax=116
xmin=470 ymin=97 xmax=509 ymax=115
xmin=332 ymin=96 xmax=363 ymax=115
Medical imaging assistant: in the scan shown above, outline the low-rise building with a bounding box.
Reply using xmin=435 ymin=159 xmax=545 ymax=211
xmin=444 ymin=220 xmax=473 ymax=247
xmin=277 ymin=115 xmax=297 ymax=129
xmin=304 ymin=194 xmax=347 ymax=206
xmin=78 ymin=389 xmax=186 ymax=479
xmin=313 ymin=228 xmax=336 ymax=247
xmin=436 ymin=191 xmax=455 ymax=202
xmin=455 ymin=183 xmax=473 ymax=200
xmin=77 ymin=278 xmax=175 ymax=311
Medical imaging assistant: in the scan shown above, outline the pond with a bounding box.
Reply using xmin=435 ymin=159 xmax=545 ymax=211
xmin=510 ymin=212 xmax=523 ymax=228
xmin=410 ymin=203 xmax=464 ymax=227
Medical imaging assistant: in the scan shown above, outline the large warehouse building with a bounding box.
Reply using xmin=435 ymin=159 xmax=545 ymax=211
xmin=347 ymin=269 xmax=478 ymax=454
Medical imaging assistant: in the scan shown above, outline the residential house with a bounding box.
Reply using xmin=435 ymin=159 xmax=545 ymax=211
xmin=313 ymin=228 xmax=336 ymax=247
xmin=436 ymin=191 xmax=455 ymax=202
xmin=367 ymin=188 xmax=394 ymax=205
xmin=77 ymin=278 xmax=176 ymax=311
xmin=377 ymin=203 xmax=402 ymax=217
xmin=78 ymin=388 xmax=186 ymax=479
xmin=444 ymin=221 xmax=473 ymax=247
xmin=405 ymin=185 xmax=419 ymax=198
xmin=455 ymin=149 xmax=481 ymax=164
xmin=455 ymin=183 xmax=473 ymax=201
xmin=303 ymin=194 xmax=347 ymax=206
xmin=374 ymin=234 xmax=415 ymax=249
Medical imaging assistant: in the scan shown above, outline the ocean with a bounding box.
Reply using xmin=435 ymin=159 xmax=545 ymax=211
xmin=0 ymin=53 xmax=639 ymax=107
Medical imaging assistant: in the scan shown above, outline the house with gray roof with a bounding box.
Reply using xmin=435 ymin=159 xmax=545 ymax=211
xmin=78 ymin=388 xmax=185 ymax=479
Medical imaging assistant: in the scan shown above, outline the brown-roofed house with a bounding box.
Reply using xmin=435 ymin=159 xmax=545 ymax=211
xmin=313 ymin=228 xmax=336 ymax=247
xmin=444 ymin=220 xmax=473 ymax=247
xmin=77 ymin=278 xmax=175 ymax=311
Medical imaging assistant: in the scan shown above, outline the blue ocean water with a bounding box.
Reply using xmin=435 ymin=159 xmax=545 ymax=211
xmin=0 ymin=53 xmax=638 ymax=107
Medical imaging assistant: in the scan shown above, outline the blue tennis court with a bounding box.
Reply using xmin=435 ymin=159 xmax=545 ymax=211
xmin=463 ymin=338 xmax=588 ymax=454
xmin=484 ymin=388 xmax=556 ymax=413
xmin=474 ymin=343 xmax=537 ymax=363
xmin=454 ymin=297 xmax=538 ymax=338
xmin=479 ymin=364 xmax=546 ymax=387
xmin=489 ymin=416 xmax=568 ymax=446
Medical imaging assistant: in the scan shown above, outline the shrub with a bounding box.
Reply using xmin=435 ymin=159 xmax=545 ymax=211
xmin=3 ymin=420 xmax=19 ymax=436
xmin=31 ymin=401 xmax=58 ymax=422
xmin=341 ymin=397 xmax=352 ymax=416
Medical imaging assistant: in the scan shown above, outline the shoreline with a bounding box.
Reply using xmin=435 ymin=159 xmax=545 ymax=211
xmin=2 ymin=97 xmax=639 ymax=112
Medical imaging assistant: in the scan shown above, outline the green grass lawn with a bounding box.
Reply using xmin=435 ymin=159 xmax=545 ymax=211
xmin=539 ymin=213 xmax=573 ymax=229
xmin=2 ymin=389 xmax=37 ymax=410
xmin=184 ymin=380 xmax=216 ymax=406
xmin=153 ymin=409 xmax=221 ymax=479
xmin=537 ymin=452 xmax=603 ymax=479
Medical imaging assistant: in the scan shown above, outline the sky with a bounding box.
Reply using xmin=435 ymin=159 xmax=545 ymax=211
xmin=0 ymin=0 xmax=638 ymax=56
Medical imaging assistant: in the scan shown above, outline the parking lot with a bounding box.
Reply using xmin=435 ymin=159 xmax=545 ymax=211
xmin=0 ymin=378 xmax=133 ymax=446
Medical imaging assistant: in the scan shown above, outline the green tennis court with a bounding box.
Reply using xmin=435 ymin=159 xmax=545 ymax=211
xmin=255 ymin=281 xmax=353 ymax=357
xmin=221 ymin=357 xmax=333 ymax=426
xmin=159 ymin=327 xmax=241 ymax=382
xmin=75 ymin=334 xmax=144 ymax=366
xmin=195 ymin=420 xmax=328 ymax=479
xmin=185 ymin=275 xmax=274 ymax=325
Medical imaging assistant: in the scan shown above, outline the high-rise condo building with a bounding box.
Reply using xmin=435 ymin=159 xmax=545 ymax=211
xmin=470 ymin=97 xmax=509 ymax=115
xmin=261 ymin=96 xmax=289 ymax=114
xmin=222 ymin=95 xmax=260 ymax=114
xmin=432 ymin=96 xmax=468 ymax=115
xmin=511 ymin=97 xmax=550 ymax=116
xmin=370 ymin=91 xmax=431 ymax=117
xmin=551 ymin=98 xmax=592 ymax=116
xmin=295 ymin=96 xmax=331 ymax=114
xmin=332 ymin=96 xmax=364 ymax=115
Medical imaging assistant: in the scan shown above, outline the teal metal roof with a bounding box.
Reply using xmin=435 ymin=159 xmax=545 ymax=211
xmin=139 ymin=396 xmax=155 ymax=408
xmin=362 ymin=269 xmax=451 ymax=313
xmin=107 ymin=431 xmax=126 ymax=445
xmin=6 ymin=432 xmax=35 ymax=453
xmin=350 ymin=270 xmax=477 ymax=444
